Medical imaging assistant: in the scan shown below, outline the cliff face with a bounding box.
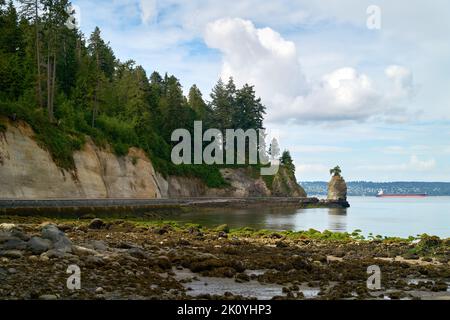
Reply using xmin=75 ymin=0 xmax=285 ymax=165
xmin=0 ymin=119 xmax=306 ymax=199
xmin=272 ymin=167 xmax=307 ymax=197
xmin=327 ymin=175 xmax=348 ymax=201
xmin=0 ymin=120 xmax=161 ymax=199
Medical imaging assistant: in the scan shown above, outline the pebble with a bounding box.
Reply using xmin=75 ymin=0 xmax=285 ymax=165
xmin=7 ymin=268 xmax=17 ymax=274
xmin=95 ymin=287 xmax=104 ymax=294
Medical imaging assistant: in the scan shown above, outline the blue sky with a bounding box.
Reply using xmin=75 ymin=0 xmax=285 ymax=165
xmin=71 ymin=0 xmax=450 ymax=182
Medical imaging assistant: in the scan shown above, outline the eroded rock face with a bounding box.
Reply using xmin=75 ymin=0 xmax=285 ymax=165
xmin=328 ymin=175 xmax=347 ymax=201
xmin=272 ymin=167 xmax=307 ymax=197
xmin=210 ymin=168 xmax=271 ymax=197
xmin=0 ymin=122 xmax=83 ymax=199
xmin=0 ymin=119 xmax=307 ymax=199
xmin=0 ymin=120 xmax=161 ymax=199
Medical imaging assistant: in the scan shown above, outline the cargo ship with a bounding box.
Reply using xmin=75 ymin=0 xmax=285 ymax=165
xmin=376 ymin=189 xmax=428 ymax=198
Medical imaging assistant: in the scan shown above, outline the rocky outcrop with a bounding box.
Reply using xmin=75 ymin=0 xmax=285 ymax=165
xmin=272 ymin=167 xmax=307 ymax=197
xmin=0 ymin=118 xmax=306 ymax=199
xmin=210 ymin=168 xmax=271 ymax=197
xmin=328 ymin=175 xmax=347 ymax=201
xmin=167 ymin=167 xmax=306 ymax=198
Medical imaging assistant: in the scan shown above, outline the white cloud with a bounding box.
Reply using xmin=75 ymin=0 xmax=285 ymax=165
xmin=139 ymin=0 xmax=157 ymax=24
xmin=385 ymin=65 xmax=414 ymax=100
xmin=204 ymin=18 xmax=308 ymax=99
xmin=296 ymin=163 xmax=329 ymax=174
xmin=290 ymin=145 xmax=351 ymax=153
xmin=357 ymin=155 xmax=436 ymax=172
xmin=410 ymin=155 xmax=436 ymax=170
xmin=204 ymin=18 xmax=415 ymax=124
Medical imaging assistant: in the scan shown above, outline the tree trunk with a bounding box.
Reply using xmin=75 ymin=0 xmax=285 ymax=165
xmin=92 ymin=50 xmax=100 ymax=128
xmin=34 ymin=0 xmax=43 ymax=108
xmin=47 ymin=48 xmax=51 ymax=120
xmin=51 ymin=53 xmax=56 ymax=121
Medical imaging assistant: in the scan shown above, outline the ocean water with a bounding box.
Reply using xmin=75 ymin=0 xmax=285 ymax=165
xmin=174 ymin=197 xmax=450 ymax=238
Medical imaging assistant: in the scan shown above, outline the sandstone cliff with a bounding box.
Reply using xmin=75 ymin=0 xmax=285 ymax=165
xmin=0 ymin=120 xmax=162 ymax=199
xmin=0 ymin=119 xmax=306 ymax=199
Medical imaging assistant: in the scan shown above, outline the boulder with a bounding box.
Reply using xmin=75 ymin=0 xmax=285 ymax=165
xmin=27 ymin=237 xmax=52 ymax=254
xmin=88 ymin=218 xmax=106 ymax=230
xmin=41 ymin=224 xmax=72 ymax=253
xmin=2 ymin=238 xmax=27 ymax=250
xmin=328 ymin=175 xmax=347 ymax=201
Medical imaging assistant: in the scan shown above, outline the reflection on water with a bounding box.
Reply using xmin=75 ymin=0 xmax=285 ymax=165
xmin=173 ymin=197 xmax=450 ymax=238
xmin=327 ymin=208 xmax=348 ymax=232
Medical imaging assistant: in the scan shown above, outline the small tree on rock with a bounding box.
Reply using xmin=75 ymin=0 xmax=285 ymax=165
xmin=330 ymin=166 xmax=342 ymax=177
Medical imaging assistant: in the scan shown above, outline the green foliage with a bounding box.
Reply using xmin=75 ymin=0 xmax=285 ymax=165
xmin=330 ymin=166 xmax=342 ymax=177
xmin=169 ymin=164 xmax=228 ymax=188
xmin=280 ymin=150 xmax=295 ymax=175
xmin=0 ymin=1 xmax=274 ymax=188
xmin=0 ymin=100 xmax=84 ymax=169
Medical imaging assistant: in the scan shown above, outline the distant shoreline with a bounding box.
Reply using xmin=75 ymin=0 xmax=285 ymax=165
xmin=301 ymin=181 xmax=450 ymax=197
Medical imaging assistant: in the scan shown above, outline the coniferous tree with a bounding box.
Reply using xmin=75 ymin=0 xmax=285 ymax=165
xmin=280 ymin=150 xmax=295 ymax=175
xmin=41 ymin=0 xmax=71 ymax=121
xmin=188 ymin=84 xmax=208 ymax=121
xmin=17 ymin=0 xmax=44 ymax=107
xmin=0 ymin=1 xmax=24 ymax=100
xmin=87 ymin=26 xmax=115 ymax=127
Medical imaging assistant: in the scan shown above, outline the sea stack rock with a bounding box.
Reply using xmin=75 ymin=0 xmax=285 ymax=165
xmin=327 ymin=166 xmax=349 ymax=207
xmin=328 ymin=175 xmax=347 ymax=201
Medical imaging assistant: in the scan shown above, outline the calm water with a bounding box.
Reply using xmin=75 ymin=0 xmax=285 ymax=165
xmin=174 ymin=197 xmax=450 ymax=238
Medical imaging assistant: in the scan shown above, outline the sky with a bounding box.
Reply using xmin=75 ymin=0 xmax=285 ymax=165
xmin=71 ymin=0 xmax=450 ymax=182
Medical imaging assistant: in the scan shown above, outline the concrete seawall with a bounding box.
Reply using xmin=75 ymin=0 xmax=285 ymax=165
xmin=0 ymin=197 xmax=350 ymax=217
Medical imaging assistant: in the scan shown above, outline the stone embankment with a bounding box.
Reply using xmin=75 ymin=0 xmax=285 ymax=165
xmin=0 ymin=197 xmax=348 ymax=217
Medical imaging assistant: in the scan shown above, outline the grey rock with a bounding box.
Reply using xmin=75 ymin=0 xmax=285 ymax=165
xmin=28 ymin=237 xmax=52 ymax=254
xmin=1 ymin=250 xmax=24 ymax=259
xmin=41 ymin=224 xmax=72 ymax=253
xmin=41 ymin=249 xmax=67 ymax=259
xmin=86 ymin=255 xmax=105 ymax=266
xmin=0 ymin=223 xmax=28 ymax=240
xmin=41 ymin=224 xmax=64 ymax=242
xmin=2 ymin=238 xmax=27 ymax=250
xmin=72 ymin=245 xmax=98 ymax=256
xmin=91 ymin=240 xmax=108 ymax=252
xmin=128 ymin=247 xmax=148 ymax=259
xmin=0 ymin=231 xmax=12 ymax=244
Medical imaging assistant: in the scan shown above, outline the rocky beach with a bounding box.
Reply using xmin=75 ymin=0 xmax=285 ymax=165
xmin=1 ymin=216 xmax=449 ymax=300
